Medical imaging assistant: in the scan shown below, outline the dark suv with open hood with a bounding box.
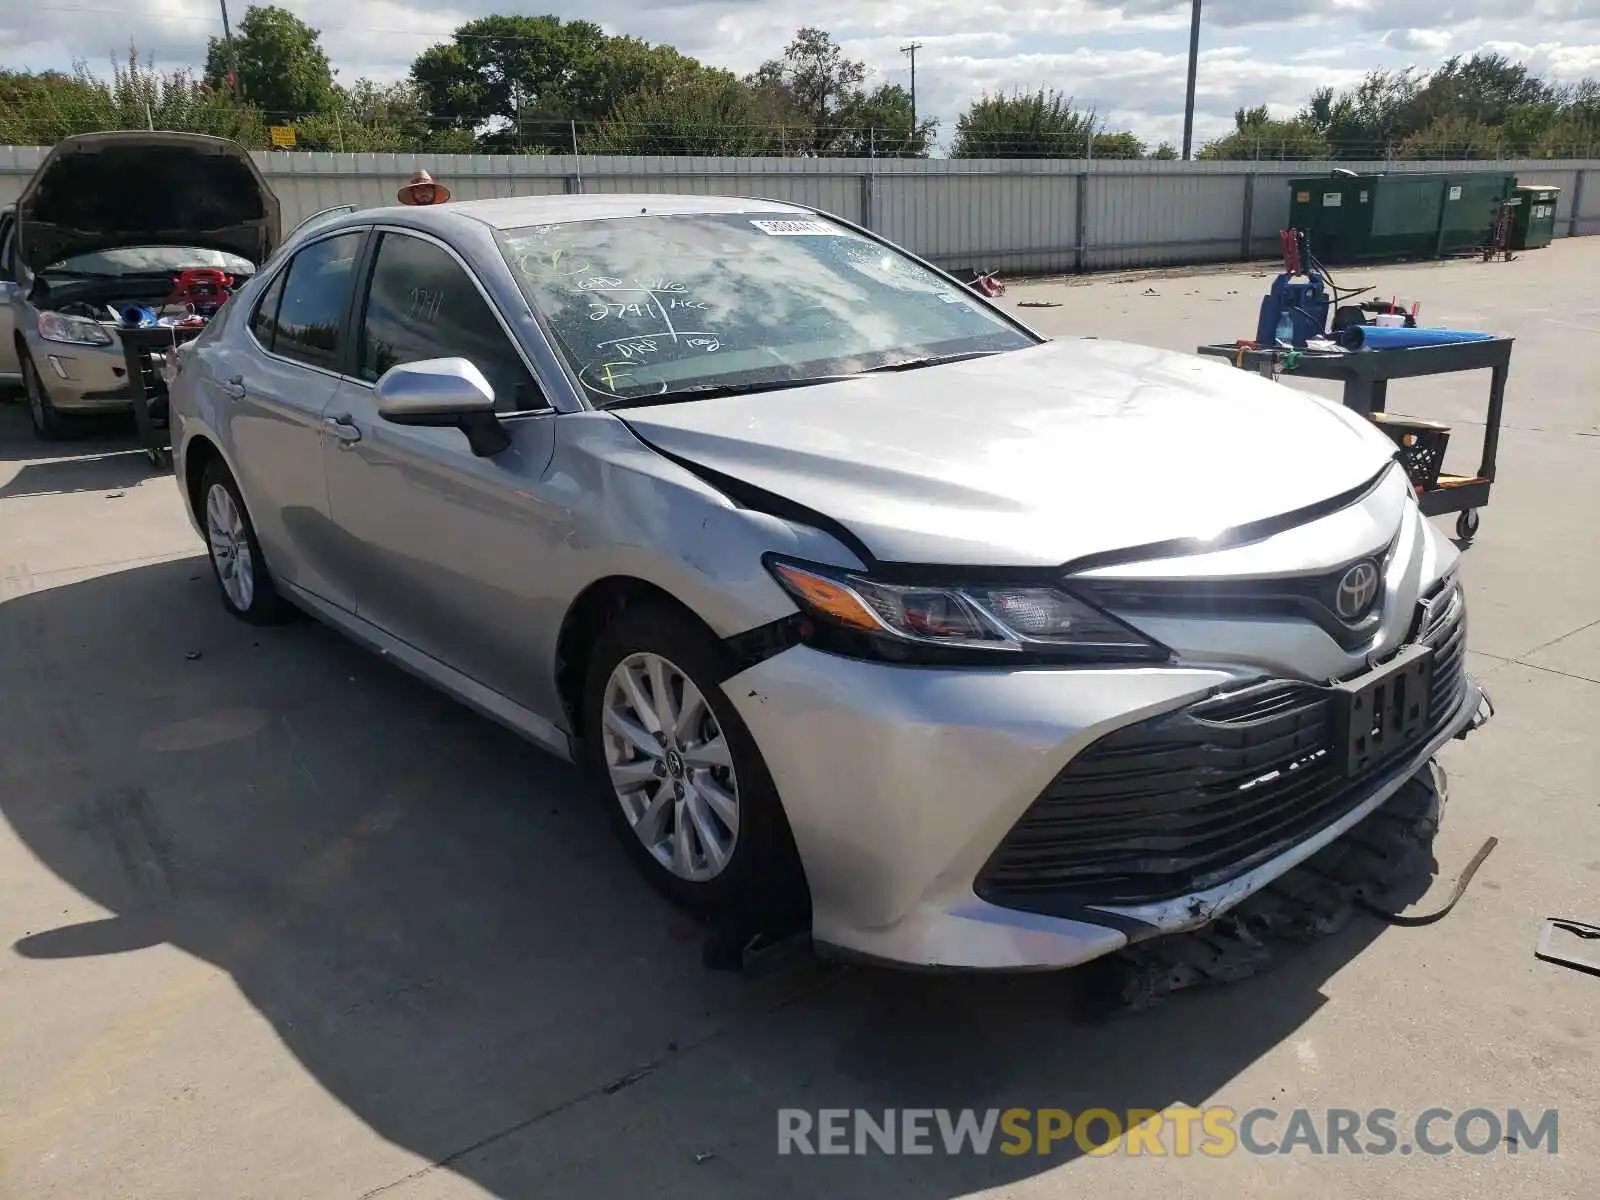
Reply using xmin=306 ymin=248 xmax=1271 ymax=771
xmin=0 ymin=131 xmax=280 ymax=440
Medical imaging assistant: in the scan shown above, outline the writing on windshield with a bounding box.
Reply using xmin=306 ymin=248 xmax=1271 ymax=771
xmin=500 ymin=213 xmax=1033 ymax=402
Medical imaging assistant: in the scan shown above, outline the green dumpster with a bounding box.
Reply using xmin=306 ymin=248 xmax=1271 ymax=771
xmin=1509 ymin=184 xmax=1560 ymax=250
xmin=1287 ymin=171 xmax=1517 ymax=263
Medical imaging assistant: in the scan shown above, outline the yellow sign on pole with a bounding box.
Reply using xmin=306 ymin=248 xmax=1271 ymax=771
xmin=269 ymin=125 xmax=296 ymax=149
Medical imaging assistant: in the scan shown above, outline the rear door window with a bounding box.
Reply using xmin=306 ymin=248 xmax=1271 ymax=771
xmin=269 ymin=232 xmax=363 ymax=371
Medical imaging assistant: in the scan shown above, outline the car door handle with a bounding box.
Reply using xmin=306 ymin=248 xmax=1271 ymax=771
xmin=220 ymin=374 xmax=246 ymax=399
xmin=324 ymin=415 xmax=362 ymax=446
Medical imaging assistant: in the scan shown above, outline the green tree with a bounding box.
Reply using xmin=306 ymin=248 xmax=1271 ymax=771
xmin=1417 ymin=54 xmax=1556 ymax=128
xmin=417 ymin=14 xmax=607 ymax=143
xmin=204 ymin=5 xmax=336 ymax=117
xmin=1396 ymin=115 xmax=1507 ymax=160
xmin=1300 ymin=69 xmax=1425 ymax=156
xmin=0 ymin=70 xmax=105 ymax=143
xmin=1534 ymin=81 xmax=1600 ymax=156
xmin=1535 ymin=114 xmax=1600 ymax=158
xmin=566 ymin=35 xmax=703 ymax=121
xmin=410 ymin=15 xmax=702 ymax=150
xmin=291 ymin=79 xmax=476 ymax=153
xmin=1151 ymin=141 xmax=1178 ymax=160
xmin=583 ymin=71 xmax=792 ymax=154
xmin=1300 ymin=54 xmax=1578 ymax=158
xmin=831 ymin=84 xmax=936 ymax=157
xmin=1090 ymin=130 xmax=1145 ymax=159
xmin=748 ymin=28 xmax=885 ymax=155
xmin=950 ymin=88 xmax=1101 ymax=158
xmin=1499 ymin=101 xmax=1563 ymax=151
xmin=1199 ymin=104 xmax=1330 ymax=160
xmin=0 ymin=50 xmax=266 ymax=146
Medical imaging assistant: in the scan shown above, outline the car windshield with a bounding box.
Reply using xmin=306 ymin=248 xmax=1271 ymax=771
xmin=498 ymin=212 xmax=1037 ymax=405
xmin=45 ymin=246 xmax=254 ymax=278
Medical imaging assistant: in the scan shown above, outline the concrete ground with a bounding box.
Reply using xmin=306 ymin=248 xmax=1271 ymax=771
xmin=1 ymin=241 xmax=1596 ymax=1200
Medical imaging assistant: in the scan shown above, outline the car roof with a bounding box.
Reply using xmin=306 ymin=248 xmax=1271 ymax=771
xmin=348 ymin=192 xmax=814 ymax=234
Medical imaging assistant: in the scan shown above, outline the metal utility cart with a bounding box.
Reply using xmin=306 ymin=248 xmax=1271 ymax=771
xmin=119 ymin=323 xmax=204 ymax=470
xmin=1196 ymin=336 xmax=1512 ymax=542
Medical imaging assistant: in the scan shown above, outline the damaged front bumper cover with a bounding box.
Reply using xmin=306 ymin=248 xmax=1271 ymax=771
xmin=815 ymin=676 xmax=1493 ymax=972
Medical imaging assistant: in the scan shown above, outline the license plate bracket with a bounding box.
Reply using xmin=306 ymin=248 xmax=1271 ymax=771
xmin=1333 ymin=643 xmax=1434 ymax=777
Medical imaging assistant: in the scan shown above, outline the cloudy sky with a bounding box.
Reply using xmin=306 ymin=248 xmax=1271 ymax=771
xmin=6 ymin=0 xmax=1600 ymax=149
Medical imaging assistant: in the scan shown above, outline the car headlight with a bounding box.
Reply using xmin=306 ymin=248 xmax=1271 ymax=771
xmin=765 ymin=556 xmax=1169 ymax=664
xmin=38 ymin=311 xmax=114 ymax=347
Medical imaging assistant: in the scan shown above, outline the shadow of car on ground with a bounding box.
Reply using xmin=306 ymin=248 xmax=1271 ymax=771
xmin=1 ymin=547 xmax=1423 ymax=1196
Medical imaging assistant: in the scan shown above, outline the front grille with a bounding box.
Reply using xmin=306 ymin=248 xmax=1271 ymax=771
xmin=975 ymin=584 xmax=1469 ymax=912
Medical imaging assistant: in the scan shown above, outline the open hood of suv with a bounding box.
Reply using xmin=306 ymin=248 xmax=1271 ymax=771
xmin=15 ymin=131 xmax=281 ymax=271
xmin=618 ymin=339 xmax=1403 ymax=568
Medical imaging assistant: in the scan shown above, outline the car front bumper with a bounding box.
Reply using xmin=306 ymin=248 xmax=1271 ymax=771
xmin=20 ymin=330 xmax=137 ymax=412
xmin=724 ymin=645 xmax=1492 ymax=973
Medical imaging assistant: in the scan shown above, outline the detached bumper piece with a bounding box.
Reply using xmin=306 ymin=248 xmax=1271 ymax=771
xmin=1080 ymin=764 xmax=1448 ymax=1015
xmin=977 ymin=582 xmax=1468 ymax=915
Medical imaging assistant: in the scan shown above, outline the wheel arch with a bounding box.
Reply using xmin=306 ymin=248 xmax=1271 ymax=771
xmin=554 ymin=575 xmax=720 ymax=743
xmin=180 ymin=432 xmax=227 ymax=527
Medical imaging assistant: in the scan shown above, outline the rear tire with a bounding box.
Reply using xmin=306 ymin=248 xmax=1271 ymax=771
xmin=21 ymin=351 xmax=66 ymax=441
xmin=198 ymin=459 xmax=297 ymax=625
xmin=580 ymin=601 xmax=807 ymax=923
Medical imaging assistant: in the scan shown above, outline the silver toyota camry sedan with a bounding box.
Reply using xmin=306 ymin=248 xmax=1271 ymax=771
xmin=167 ymin=193 xmax=1493 ymax=972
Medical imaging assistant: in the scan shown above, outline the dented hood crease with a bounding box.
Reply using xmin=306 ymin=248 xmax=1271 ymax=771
xmin=16 ymin=131 xmax=281 ymax=271
xmin=617 ymin=339 xmax=1400 ymax=567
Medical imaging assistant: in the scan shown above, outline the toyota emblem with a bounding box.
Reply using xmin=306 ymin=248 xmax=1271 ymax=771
xmin=1335 ymin=561 xmax=1380 ymax=621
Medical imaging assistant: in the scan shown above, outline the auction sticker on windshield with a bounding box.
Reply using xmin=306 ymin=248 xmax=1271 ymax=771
xmin=750 ymin=219 xmax=845 ymax=236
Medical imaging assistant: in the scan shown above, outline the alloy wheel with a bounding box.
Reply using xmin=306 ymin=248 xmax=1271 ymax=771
xmin=601 ymin=651 xmax=740 ymax=882
xmin=205 ymin=482 xmax=255 ymax=611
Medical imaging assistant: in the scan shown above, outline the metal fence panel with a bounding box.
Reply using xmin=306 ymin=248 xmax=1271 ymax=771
xmin=1087 ymin=172 xmax=1248 ymax=270
xmin=581 ymin=168 xmax=861 ymax=221
xmin=875 ymin=172 xmax=1076 ymax=274
xmin=0 ymin=147 xmax=1594 ymax=272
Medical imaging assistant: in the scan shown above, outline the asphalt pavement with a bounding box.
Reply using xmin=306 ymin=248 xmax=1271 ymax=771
xmin=1 ymin=241 xmax=1596 ymax=1199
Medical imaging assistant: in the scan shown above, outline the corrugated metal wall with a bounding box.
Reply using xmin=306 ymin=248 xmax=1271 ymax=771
xmin=2 ymin=145 xmax=1595 ymax=274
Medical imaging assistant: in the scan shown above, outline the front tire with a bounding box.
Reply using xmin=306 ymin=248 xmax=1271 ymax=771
xmin=199 ymin=459 xmax=296 ymax=625
xmin=21 ymin=351 xmax=66 ymax=441
xmin=581 ymin=602 xmax=806 ymax=919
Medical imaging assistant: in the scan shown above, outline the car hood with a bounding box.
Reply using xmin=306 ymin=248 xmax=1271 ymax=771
xmin=15 ymin=131 xmax=281 ymax=271
xmin=617 ymin=338 xmax=1400 ymax=567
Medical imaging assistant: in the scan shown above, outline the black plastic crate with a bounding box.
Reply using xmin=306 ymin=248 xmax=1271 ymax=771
xmin=1371 ymin=413 xmax=1450 ymax=492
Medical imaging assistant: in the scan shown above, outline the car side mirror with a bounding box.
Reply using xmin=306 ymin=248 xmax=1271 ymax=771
xmin=374 ymin=357 xmax=511 ymax=457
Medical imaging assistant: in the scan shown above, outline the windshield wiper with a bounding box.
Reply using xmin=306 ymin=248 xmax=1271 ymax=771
xmin=858 ymin=349 xmax=1003 ymax=373
xmin=596 ymin=374 xmax=860 ymax=409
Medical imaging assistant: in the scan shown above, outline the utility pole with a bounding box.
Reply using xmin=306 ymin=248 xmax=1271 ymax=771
xmin=900 ymin=40 xmax=924 ymax=135
xmin=218 ymin=0 xmax=239 ymax=98
xmin=1181 ymin=0 xmax=1202 ymax=160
